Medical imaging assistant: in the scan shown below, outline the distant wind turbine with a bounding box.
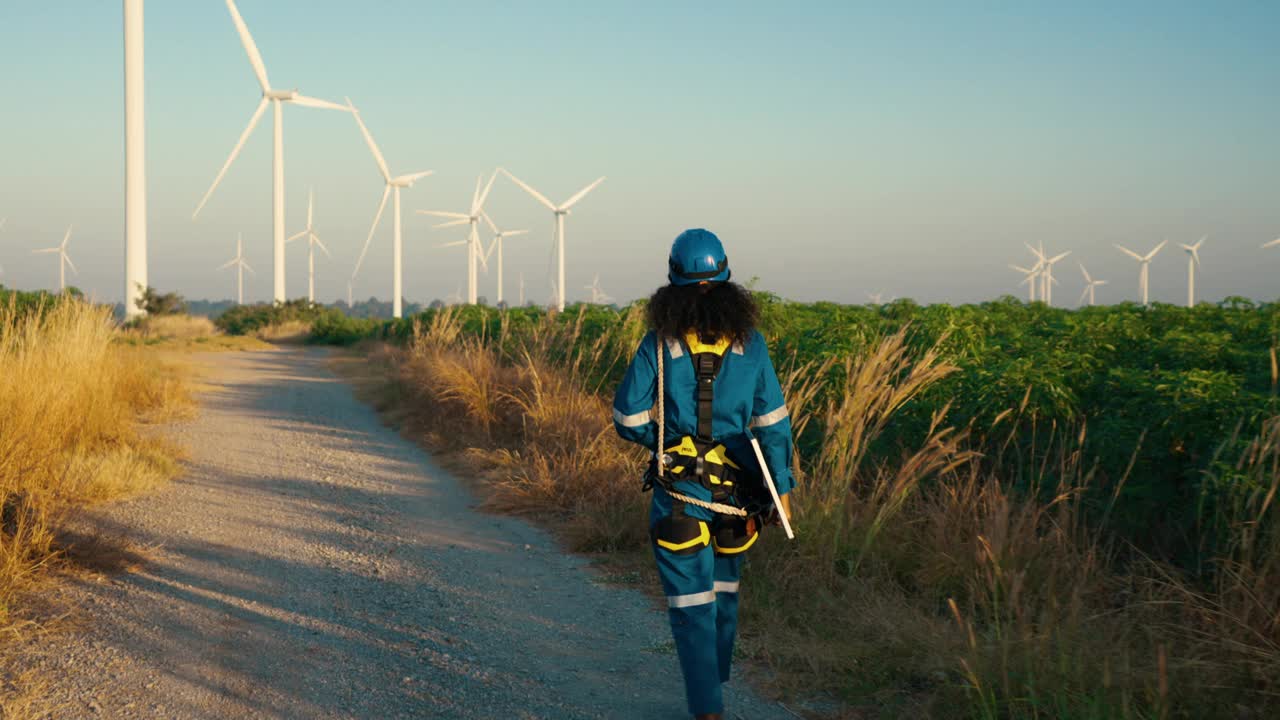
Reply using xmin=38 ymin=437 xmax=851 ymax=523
xmin=1078 ymin=263 xmax=1106 ymax=306
xmin=1025 ymin=243 xmax=1069 ymax=305
xmin=347 ymin=98 xmax=433 ymax=319
xmin=584 ymin=274 xmax=613 ymax=304
xmin=32 ymin=226 xmax=76 ymax=291
xmin=418 ymin=173 xmax=498 ymax=305
xmin=1115 ymin=240 xmax=1167 ymax=307
xmin=287 ymin=189 xmax=330 ymax=303
xmin=480 ymin=211 xmax=528 ymax=306
xmin=1180 ymin=236 xmax=1205 ymax=308
xmin=1010 ymin=263 xmax=1041 ymax=302
xmin=445 ymin=283 xmax=463 ymax=306
xmin=218 ymin=232 xmax=255 ymax=305
xmin=518 ymin=272 xmax=526 ymax=306
xmin=499 ymin=168 xmax=605 ymax=312
xmin=192 ymin=0 xmax=350 ymax=304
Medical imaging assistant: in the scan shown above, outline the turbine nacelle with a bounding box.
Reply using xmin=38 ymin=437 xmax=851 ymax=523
xmin=265 ymin=89 xmax=298 ymax=101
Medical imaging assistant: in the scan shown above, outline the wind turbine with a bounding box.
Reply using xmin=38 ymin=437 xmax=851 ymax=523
xmin=1010 ymin=263 xmax=1041 ymax=302
xmin=480 ymin=211 xmax=528 ymax=306
xmin=32 ymin=226 xmax=76 ymax=292
xmin=1263 ymin=237 xmax=1280 ymax=251
xmin=417 ymin=173 xmax=498 ymax=305
xmin=1078 ymin=263 xmax=1106 ymax=306
xmin=346 ymin=98 xmax=433 ymax=319
xmin=287 ymin=189 xmax=330 ymax=304
xmin=1115 ymin=240 xmax=1167 ymax=306
xmin=218 ymin=232 xmax=255 ymax=305
xmin=124 ymin=0 xmax=147 ymax=319
xmin=1180 ymin=236 xmax=1205 ymax=308
xmin=192 ymin=0 xmax=349 ymax=305
xmin=1042 ymin=251 xmax=1071 ymax=305
xmin=445 ymin=284 xmax=463 ymax=306
xmin=498 ymin=168 xmax=606 ymax=311
xmin=584 ymin=274 xmax=613 ymax=304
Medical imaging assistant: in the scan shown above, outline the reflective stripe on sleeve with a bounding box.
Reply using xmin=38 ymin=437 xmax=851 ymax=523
xmin=613 ymin=408 xmax=652 ymax=428
xmin=713 ymin=581 xmax=740 ymax=594
xmin=749 ymin=404 xmax=790 ymax=429
xmin=667 ymin=590 xmax=717 ymax=608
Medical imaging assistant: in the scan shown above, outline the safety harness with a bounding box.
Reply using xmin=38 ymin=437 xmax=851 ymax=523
xmin=646 ymin=332 xmax=764 ymax=556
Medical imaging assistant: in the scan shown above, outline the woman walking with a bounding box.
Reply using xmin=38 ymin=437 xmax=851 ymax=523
xmin=613 ymin=229 xmax=795 ymax=720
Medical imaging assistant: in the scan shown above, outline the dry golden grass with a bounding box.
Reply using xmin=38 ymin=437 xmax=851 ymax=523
xmin=0 ymin=299 xmax=191 ymax=637
xmin=254 ymin=320 xmax=313 ymax=343
xmin=343 ymin=306 xmax=1280 ymax=718
xmin=135 ymin=313 xmax=216 ymax=340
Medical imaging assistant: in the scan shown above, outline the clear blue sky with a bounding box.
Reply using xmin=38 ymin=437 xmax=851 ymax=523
xmin=1 ymin=1 xmax=1277 ymax=306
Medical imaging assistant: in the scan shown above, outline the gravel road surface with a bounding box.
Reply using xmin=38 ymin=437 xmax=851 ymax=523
xmin=33 ymin=348 xmax=794 ymax=719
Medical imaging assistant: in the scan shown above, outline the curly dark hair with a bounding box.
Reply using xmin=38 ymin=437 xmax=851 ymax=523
xmin=646 ymin=281 xmax=759 ymax=347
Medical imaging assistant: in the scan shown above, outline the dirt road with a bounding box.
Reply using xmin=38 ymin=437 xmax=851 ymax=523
xmin=34 ymin=348 xmax=794 ymax=719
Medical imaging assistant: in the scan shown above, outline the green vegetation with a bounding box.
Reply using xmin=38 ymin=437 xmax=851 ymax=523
xmin=316 ymin=297 xmax=1280 ymax=718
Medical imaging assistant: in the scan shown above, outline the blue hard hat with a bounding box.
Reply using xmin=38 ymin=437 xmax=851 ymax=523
xmin=668 ymin=229 xmax=731 ymax=286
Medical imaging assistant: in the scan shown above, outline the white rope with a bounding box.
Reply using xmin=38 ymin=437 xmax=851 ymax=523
xmin=656 ymin=333 xmax=665 ymax=480
xmin=666 ymin=489 xmax=749 ymax=517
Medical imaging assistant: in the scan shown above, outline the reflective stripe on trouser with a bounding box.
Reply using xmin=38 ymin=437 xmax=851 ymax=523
xmin=653 ymin=540 xmax=742 ymax=716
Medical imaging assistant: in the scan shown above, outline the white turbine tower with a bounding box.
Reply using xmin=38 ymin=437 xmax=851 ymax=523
xmin=192 ymin=0 xmax=349 ymax=305
xmin=1010 ymin=263 xmax=1041 ymax=302
xmin=347 ymin=99 xmax=433 ymax=318
xmin=287 ymin=189 xmax=330 ymax=304
xmin=584 ymin=274 xmax=613 ymax=304
xmin=1180 ymin=236 xmax=1205 ymax=308
xmin=498 ymin=168 xmax=606 ymax=312
xmin=1041 ymin=251 xmax=1070 ymax=306
xmin=32 ymin=226 xmax=76 ymax=292
xmin=123 ymin=0 xmax=147 ymax=319
xmin=1115 ymin=240 xmax=1167 ymax=307
xmin=218 ymin=232 xmax=255 ymax=305
xmin=480 ymin=211 xmax=528 ymax=307
xmin=418 ymin=173 xmax=498 ymax=306
xmin=1078 ymin=263 xmax=1106 ymax=306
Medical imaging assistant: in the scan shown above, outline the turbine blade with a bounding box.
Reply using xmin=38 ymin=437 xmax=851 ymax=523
xmin=1079 ymin=286 xmax=1090 ymax=304
xmin=438 ymin=240 xmax=468 ymax=248
xmin=64 ymin=254 xmax=78 ymax=276
xmin=395 ymin=170 xmax=434 ymax=185
xmin=61 ymin=226 xmax=73 ymax=248
xmin=484 ymin=237 xmax=498 ymax=264
xmin=1115 ymin=245 xmax=1143 ymax=261
xmin=1096 ymin=280 xmax=1107 ymax=286
xmin=352 ymin=185 xmax=391 ymax=280
xmin=347 ymin=99 xmax=391 ymax=182
xmin=194 ymin=97 xmax=269 ymax=218
xmin=475 ymin=170 xmax=499 ymax=213
xmin=242 ymin=261 xmax=255 ymax=275
xmin=225 ymin=0 xmax=270 ymax=92
xmin=307 ymin=188 xmax=314 ymax=227
xmin=499 ymin=168 xmax=556 ymax=211
xmin=416 ymin=210 xmax=469 ymax=220
xmin=505 ymin=229 xmax=529 ymax=237
xmin=1145 ymin=239 xmax=1168 ymax=259
xmin=433 ymin=219 xmax=471 ymax=229
xmin=559 ymin=176 xmax=606 ymax=210
xmin=313 ymin=235 xmax=331 ymax=257
xmin=1048 ymin=251 xmax=1071 ymax=263
xmin=1263 ymin=238 xmax=1280 ymax=249
xmin=32 ymin=248 xmax=60 ymax=254
xmin=1024 ymin=242 xmax=1045 ymax=260
xmin=217 ymin=258 xmax=238 ymax=271
xmin=480 ymin=209 xmax=499 ymax=235
xmin=289 ymin=94 xmax=349 ymax=112
xmin=470 ymin=176 xmax=482 ymax=215
xmin=287 ymin=230 xmax=308 ymax=243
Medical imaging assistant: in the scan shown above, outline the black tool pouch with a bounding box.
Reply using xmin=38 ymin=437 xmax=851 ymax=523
xmin=711 ymin=514 xmax=759 ymax=555
xmin=650 ymin=511 xmax=710 ymax=556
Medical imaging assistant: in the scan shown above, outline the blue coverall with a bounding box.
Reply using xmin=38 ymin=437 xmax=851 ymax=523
xmin=613 ymin=329 xmax=794 ymax=717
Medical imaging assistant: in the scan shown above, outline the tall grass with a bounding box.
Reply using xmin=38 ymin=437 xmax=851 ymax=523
xmin=346 ymin=306 xmax=1279 ymax=718
xmin=0 ymin=298 xmax=190 ymax=632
